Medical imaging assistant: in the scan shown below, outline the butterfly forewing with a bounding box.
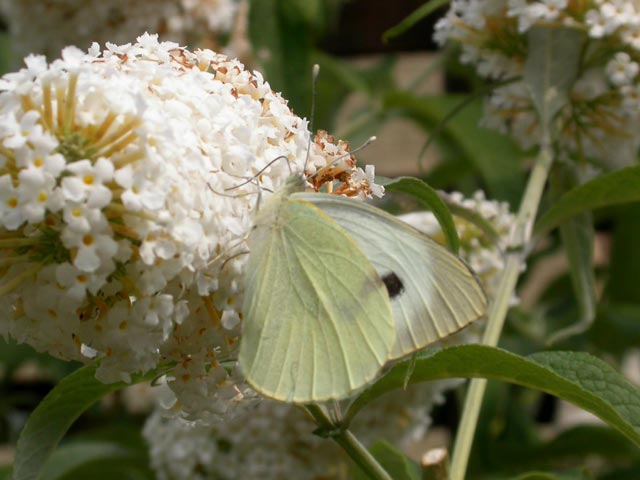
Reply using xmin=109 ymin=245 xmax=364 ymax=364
xmin=293 ymin=192 xmax=488 ymax=359
xmin=240 ymin=193 xmax=395 ymax=403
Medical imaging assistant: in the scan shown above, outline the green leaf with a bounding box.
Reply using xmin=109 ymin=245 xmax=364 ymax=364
xmin=0 ymin=31 xmax=11 ymax=75
xmin=528 ymin=425 xmax=640 ymax=464
xmin=442 ymin=196 xmax=501 ymax=245
xmin=509 ymin=472 xmax=589 ymax=480
xmin=353 ymin=441 xmax=421 ymax=480
xmin=547 ymin=164 xmax=596 ymax=344
xmin=0 ymin=338 xmax=78 ymax=379
xmin=600 ymin=465 xmax=640 ymax=480
xmin=346 ymin=346 xmax=640 ymax=448
xmin=381 ymin=176 xmax=460 ymax=252
xmin=12 ymin=365 xmax=160 ymax=480
xmin=383 ymin=92 xmax=526 ymax=204
xmin=480 ymin=423 xmax=639 ymax=474
xmin=282 ymin=0 xmax=323 ymax=27
xmin=606 ymin=203 xmax=640 ymax=303
xmin=41 ymin=442 xmax=134 ymax=480
xmin=382 ymin=0 xmax=450 ymax=42
xmin=0 ymin=467 xmax=12 ymax=480
xmin=535 ymin=166 xmax=640 ymax=235
xmin=248 ymin=0 xmax=313 ymax=116
xmin=589 ymin=304 xmax=640 ymax=357
xmin=523 ymin=26 xmax=585 ymax=126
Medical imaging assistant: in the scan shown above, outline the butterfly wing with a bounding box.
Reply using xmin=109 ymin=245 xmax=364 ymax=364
xmin=293 ymin=192 xmax=488 ymax=359
xmin=240 ymin=196 xmax=395 ymax=403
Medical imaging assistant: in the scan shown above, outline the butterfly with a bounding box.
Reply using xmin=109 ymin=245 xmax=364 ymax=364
xmin=238 ymin=173 xmax=488 ymax=403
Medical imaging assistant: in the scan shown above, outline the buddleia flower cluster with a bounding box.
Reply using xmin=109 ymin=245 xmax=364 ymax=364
xmin=0 ymin=34 xmax=383 ymax=422
xmin=143 ymin=380 xmax=446 ymax=480
xmin=0 ymin=0 xmax=242 ymax=63
xmin=435 ymin=0 xmax=640 ymax=166
xmin=142 ymin=192 xmax=515 ymax=480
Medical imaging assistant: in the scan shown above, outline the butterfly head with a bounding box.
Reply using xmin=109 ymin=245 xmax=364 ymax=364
xmin=281 ymin=172 xmax=307 ymax=195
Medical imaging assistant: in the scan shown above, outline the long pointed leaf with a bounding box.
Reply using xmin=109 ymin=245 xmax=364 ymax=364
xmin=547 ymin=164 xmax=596 ymax=344
xmin=381 ymin=176 xmax=460 ymax=252
xmin=382 ymin=0 xmax=450 ymax=42
xmin=535 ymin=165 xmax=640 ymax=234
xmin=41 ymin=442 xmax=134 ymax=480
xmin=346 ymin=345 xmax=640 ymax=448
xmin=353 ymin=441 xmax=421 ymax=480
xmin=12 ymin=366 xmax=159 ymax=480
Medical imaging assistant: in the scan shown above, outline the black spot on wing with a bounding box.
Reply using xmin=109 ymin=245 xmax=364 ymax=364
xmin=382 ymin=272 xmax=404 ymax=299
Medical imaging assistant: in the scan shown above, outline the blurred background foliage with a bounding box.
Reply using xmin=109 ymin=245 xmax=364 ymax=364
xmin=0 ymin=1 xmax=638 ymax=479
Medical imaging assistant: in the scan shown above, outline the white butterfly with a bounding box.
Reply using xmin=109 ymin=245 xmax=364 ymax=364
xmin=239 ymin=173 xmax=487 ymax=403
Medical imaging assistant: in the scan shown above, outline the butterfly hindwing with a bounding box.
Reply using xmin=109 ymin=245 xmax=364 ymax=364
xmin=293 ymin=192 xmax=488 ymax=359
xmin=240 ymin=187 xmax=395 ymax=403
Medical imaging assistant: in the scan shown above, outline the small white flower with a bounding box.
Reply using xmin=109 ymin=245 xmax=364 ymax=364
xmin=433 ymin=13 xmax=458 ymax=45
xmin=61 ymin=158 xmax=114 ymax=209
xmin=509 ymin=0 xmax=537 ymax=32
xmin=55 ymin=262 xmax=106 ymax=301
xmin=460 ymin=0 xmax=488 ymax=29
xmin=620 ymin=83 xmax=640 ymax=111
xmin=221 ymin=309 xmax=241 ymax=329
xmin=60 ymin=207 xmax=118 ymax=273
xmin=17 ymin=169 xmax=63 ymax=223
xmin=115 ymin=164 xmax=166 ymax=211
xmin=1 ymin=110 xmax=41 ymax=150
xmin=62 ymin=203 xmax=103 ymax=233
xmin=0 ymin=174 xmax=25 ymax=229
xmin=585 ymin=8 xmax=609 ymax=37
xmin=621 ymin=24 xmax=640 ymax=49
xmin=17 ymin=152 xmax=66 ymax=177
xmin=349 ymin=164 xmax=384 ymax=200
xmin=606 ymin=52 xmax=640 ymax=85
xmin=601 ymin=0 xmax=636 ymax=30
xmin=534 ymin=0 xmax=568 ymax=20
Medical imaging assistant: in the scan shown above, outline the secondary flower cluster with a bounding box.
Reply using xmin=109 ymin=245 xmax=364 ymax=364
xmin=0 ymin=0 xmax=241 ymax=63
xmin=143 ymin=380 xmax=450 ymax=480
xmin=0 ymin=35 xmax=382 ymax=422
xmin=435 ymin=0 xmax=640 ymax=166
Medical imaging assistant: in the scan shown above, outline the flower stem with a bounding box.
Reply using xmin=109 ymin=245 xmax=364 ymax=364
xmin=0 ymin=263 xmax=43 ymax=296
xmin=305 ymin=404 xmax=393 ymax=480
xmin=0 ymin=237 xmax=40 ymax=248
xmin=449 ymin=137 xmax=553 ymax=480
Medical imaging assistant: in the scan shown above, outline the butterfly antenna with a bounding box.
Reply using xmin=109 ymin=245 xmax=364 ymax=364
xmin=349 ymin=135 xmax=377 ymax=158
xmin=303 ymin=64 xmax=321 ymax=173
xmin=224 ymin=155 xmax=288 ymax=191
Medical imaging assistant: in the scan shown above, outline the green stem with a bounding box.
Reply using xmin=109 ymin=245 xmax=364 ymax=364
xmin=0 ymin=237 xmax=40 ymax=248
xmin=0 ymin=263 xmax=43 ymax=296
xmin=449 ymin=137 xmax=553 ymax=480
xmin=305 ymin=404 xmax=393 ymax=480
